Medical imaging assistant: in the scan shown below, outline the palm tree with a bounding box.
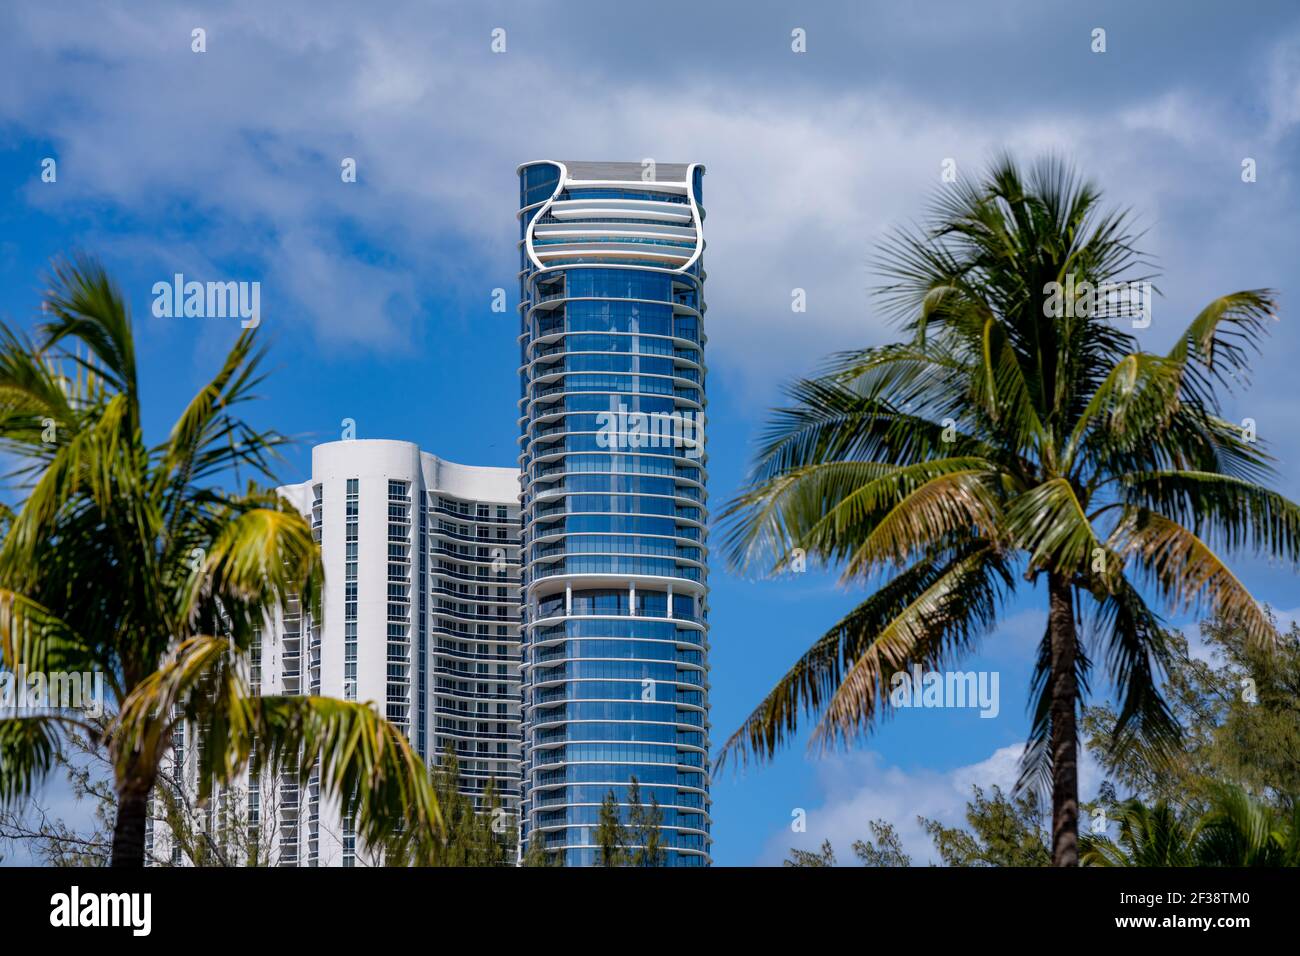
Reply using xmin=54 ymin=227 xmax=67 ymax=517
xmin=1192 ymin=785 xmax=1300 ymax=866
xmin=720 ymin=156 xmax=1296 ymax=865
xmin=0 ymin=256 xmax=440 ymax=866
xmin=1080 ymin=800 xmax=1199 ymax=866
xmin=1082 ymin=785 xmax=1300 ymax=866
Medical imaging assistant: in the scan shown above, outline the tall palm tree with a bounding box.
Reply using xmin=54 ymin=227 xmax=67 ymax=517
xmin=720 ymin=156 xmax=1296 ymax=865
xmin=0 ymin=257 xmax=440 ymax=866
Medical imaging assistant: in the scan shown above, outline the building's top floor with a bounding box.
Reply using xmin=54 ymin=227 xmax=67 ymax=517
xmin=517 ymin=159 xmax=704 ymax=203
xmin=277 ymin=439 xmax=519 ymax=512
xmin=516 ymin=160 xmax=706 ymax=273
xmin=553 ymin=160 xmax=692 ymax=182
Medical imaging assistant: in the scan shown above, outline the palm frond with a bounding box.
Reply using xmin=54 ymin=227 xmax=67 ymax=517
xmin=156 ymin=330 xmax=287 ymax=498
xmin=182 ymin=498 xmax=322 ymax=650
xmin=745 ymin=375 xmax=987 ymax=488
xmin=1006 ymin=477 xmax=1109 ymax=577
xmin=1110 ymin=508 xmax=1278 ymax=647
xmin=721 ymin=456 xmax=999 ymax=577
xmin=0 ymin=588 xmax=97 ymax=687
xmin=1116 ymin=470 xmax=1300 ymax=561
xmin=973 ymin=316 xmax=1048 ymax=467
xmin=814 ymin=544 xmax=1010 ymax=749
xmin=1063 ymin=353 xmax=1182 ymax=472
xmin=840 ymin=468 xmax=1000 ymax=578
xmin=0 ymin=324 xmax=86 ymax=474
xmin=716 ymin=542 xmax=1009 ymax=768
xmin=39 ymin=254 xmax=139 ymax=409
xmin=114 ymin=635 xmax=441 ymax=857
xmin=248 ymin=695 xmax=443 ymax=856
xmin=112 ymin=635 xmax=230 ymax=784
xmin=1194 ymin=782 xmax=1286 ymax=865
xmin=1080 ymin=800 xmax=1198 ymax=866
xmin=0 ymin=715 xmax=62 ymax=806
xmin=1083 ymin=574 xmax=1180 ymax=761
xmin=1167 ymin=291 xmax=1276 ymax=404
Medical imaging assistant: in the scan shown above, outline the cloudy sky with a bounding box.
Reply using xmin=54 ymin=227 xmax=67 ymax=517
xmin=2 ymin=0 xmax=1299 ymax=865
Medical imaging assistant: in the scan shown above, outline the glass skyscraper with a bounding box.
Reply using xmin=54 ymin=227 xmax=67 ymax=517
xmin=516 ymin=160 xmax=712 ymax=865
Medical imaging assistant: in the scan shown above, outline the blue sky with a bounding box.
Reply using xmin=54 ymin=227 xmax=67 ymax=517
xmin=2 ymin=0 xmax=1300 ymax=865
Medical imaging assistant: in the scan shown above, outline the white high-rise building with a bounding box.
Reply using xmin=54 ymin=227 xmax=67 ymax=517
xmin=147 ymin=439 xmax=522 ymax=867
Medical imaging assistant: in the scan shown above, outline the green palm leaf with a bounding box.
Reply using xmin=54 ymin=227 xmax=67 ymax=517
xmin=717 ymin=541 xmax=1010 ymax=767
xmin=0 ymin=715 xmax=63 ymax=805
xmin=1110 ymin=509 xmax=1277 ymax=647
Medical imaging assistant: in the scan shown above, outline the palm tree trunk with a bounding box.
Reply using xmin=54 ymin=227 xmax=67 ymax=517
xmin=1047 ymin=571 xmax=1080 ymax=866
xmin=111 ymin=775 xmax=151 ymax=867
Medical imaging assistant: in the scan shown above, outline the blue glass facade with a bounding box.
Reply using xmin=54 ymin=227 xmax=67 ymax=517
xmin=517 ymin=161 xmax=711 ymax=865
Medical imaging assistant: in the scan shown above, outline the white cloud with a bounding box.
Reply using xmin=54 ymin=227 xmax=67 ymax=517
xmin=4 ymin=3 xmax=1296 ymax=394
xmin=1265 ymin=32 xmax=1300 ymax=138
xmin=986 ymin=607 xmax=1046 ymax=660
xmin=763 ymin=743 xmax=1102 ymax=866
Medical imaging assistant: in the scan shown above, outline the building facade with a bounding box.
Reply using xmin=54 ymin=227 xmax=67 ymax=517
xmin=516 ymin=160 xmax=713 ymax=865
xmin=148 ymin=439 xmax=522 ymax=866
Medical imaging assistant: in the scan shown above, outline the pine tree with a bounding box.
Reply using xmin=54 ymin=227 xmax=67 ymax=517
xmin=595 ymin=788 xmax=628 ymax=866
xmin=386 ymin=745 xmax=516 ymax=866
xmin=627 ymin=777 xmax=666 ymax=867
xmin=521 ymin=832 xmax=562 ymax=867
